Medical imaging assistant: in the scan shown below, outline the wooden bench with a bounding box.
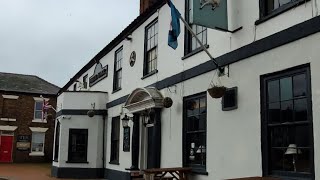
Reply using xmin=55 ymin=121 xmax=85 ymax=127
xmin=143 ymin=167 xmax=192 ymax=180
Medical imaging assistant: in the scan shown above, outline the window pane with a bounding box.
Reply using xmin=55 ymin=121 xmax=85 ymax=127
xmin=187 ymin=116 xmax=199 ymax=131
xmin=68 ymin=129 xmax=88 ymax=162
xmin=187 ymin=99 xmax=199 ymax=116
xmin=293 ymin=74 xmax=307 ymax=97
xmin=281 ymin=100 xmax=293 ymax=122
xmin=270 ymin=126 xmax=287 ymax=148
xmin=270 ymin=147 xmax=288 ymax=171
xmin=270 ymin=135 xmax=311 ymax=172
xmin=186 ymin=133 xmax=204 ymax=165
xmin=279 ymin=0 xmax=292 ymax=6
xmin=268 ymin=102 xmax=281 ymax=123
xmin=192 ymin=37 xmax=196 ymax=50
xmin=199 ymin=98 xmax=206 ymax=114
xmin=35 ymin=111 xmax=42 ymax=119
xmin=294 ymin=98 xmax=308 ymax=122
xmin=148 ymin=39 xmax=151 ymax=50
xmin=35 ymin=101 xmax=42 ymax=110
xmin=148 ymin=28 xmax=151 ymax=39
xmin=32 ymin=132 xmax=44 ymax=152
xmin=155 ymin=34 xmax=158 ymax=46
xmin=280 ymin=77 xmax=293 ymax=101
xmin=199 ymin=114 xmax=206 ymax=131
xmin=203 ymin=29 xmax=207 ymax=45
xmin=268 ymin=80 xmax=280 ymax=102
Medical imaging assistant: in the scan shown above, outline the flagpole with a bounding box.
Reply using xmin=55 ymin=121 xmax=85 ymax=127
xmin=178 ymin=15 xmax=223 ymax=73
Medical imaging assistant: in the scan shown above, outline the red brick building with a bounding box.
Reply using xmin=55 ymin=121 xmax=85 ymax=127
xmin=0 ymin=72 xmax=59 ymax=163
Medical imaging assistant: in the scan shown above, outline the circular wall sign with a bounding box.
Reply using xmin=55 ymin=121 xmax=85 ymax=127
xmin=129 ymin=51 xmax=136 ymax=67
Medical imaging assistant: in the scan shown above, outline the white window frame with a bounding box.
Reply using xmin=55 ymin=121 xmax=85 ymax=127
xmin=29 ymin=127 xmax=48 ymax=156
xmin=32 ymin=97 xmax=49 ymax=123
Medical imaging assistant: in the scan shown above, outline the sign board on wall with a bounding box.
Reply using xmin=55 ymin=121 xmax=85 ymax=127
xmin=123 ymin=127 xmax=130 ymax=152
xmin=89 ymin=62 xmax=108 ymax=87
xmin=190 ymin=0 xmax=228 ymax=31
xmin=16 ymin=135 xmax=31 ymax=151
xmin=190 ymin=0 xmax=241 ymax=32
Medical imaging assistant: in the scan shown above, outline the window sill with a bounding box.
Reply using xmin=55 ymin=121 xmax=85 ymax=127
xmin=29 ymin=152 xmax=45 ymax=156
xmin=0 ymin=118 xmax=16 ymax=122
xmin=32 ymin=119 xmax=47 ymax=123
xmin=182 ymin=45 xmax=209 ymax=60
xmin=141 ymin=70 xmax=158 ymax=80
xmin=112 ymin=88 xmax=122 ymax=94
xmin=255 ymin=0 xmax=309 ymax=25
xmin=109 ymin=161 xmax=120 ymax=165
xmin=66 ymin=161 xmax=89 ymax=164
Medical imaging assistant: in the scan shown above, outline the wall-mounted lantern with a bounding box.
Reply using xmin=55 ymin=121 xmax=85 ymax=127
xmin=121 ymin=114 xmax=131 ymax=128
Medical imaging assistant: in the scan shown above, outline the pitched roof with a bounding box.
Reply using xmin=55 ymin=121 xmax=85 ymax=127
xmin=59 ymin=0 xmax=166 ymax=93
xmin=0 ymin=72 xmax=60 ymax=95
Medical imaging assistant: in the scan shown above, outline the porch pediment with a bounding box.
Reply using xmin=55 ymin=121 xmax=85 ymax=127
xmin=124 ymin=87 xmax=163 ymax=113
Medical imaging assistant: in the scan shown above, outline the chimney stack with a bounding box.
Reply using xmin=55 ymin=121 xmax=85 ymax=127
xmin=140 ymin=0 xmax=159 ymax=14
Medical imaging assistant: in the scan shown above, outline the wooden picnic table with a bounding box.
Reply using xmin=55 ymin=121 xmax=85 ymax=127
xmin=143 ymin=167 xmax=192 ymax=180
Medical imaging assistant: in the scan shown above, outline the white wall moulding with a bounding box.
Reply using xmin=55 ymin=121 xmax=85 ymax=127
xmin=29 ymin=127 xmax=49 ymax=133
xmin=32 ymin=119 xmax=47 ymax=123
xmin=2 ymin=95 xmax=19 ymax=99
xmin=33 ymin=97 xmax=49 ymax=101
xmin=0 ymin=125 xmax=18 ymax=131
xmin=0 ymin=118 xmax=16 ymax=122
xmin=29 ymin=152 xmax=45 ymax=156
xmin=57 ymin=91 xmax=108 ymax=110
xmin=124 ymin=87 xmax=164 ymax=113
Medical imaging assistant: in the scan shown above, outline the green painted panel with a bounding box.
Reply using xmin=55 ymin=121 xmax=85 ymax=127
xmin=190 ymin=0 xmax=228 ymax=31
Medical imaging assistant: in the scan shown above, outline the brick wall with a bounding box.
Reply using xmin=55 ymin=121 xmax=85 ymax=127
xmin=0 ymin=92 xmax=57 ymax=163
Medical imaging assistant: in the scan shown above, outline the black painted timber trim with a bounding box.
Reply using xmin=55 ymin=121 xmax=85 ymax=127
xmin=51 ymin=166 xmax=104 ymax=179
xmin=56 ymin=109 xmax=108 ymax=117
xmin=104 ymin=168 xmax=131 ymax=180
xmin=106 ymin=15 xmax=320 ymax=109
xmin=107 ymin=95 xmax=129 ymax=109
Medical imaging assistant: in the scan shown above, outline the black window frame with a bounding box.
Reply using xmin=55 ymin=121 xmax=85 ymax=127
xmin=73 ymin=83 xmax=77 ymax=91
xmin=83 ymin=74 xmax=88 ymax=89
xmin=54 ymin=121 xmax=60 ymax=161
xmin=183 ymin=92 xmax=208 ymax=175
xmin=256 ymin=0 xmax=310 ymax=25
xmin=110 ymin=116 xmax=120 ymax=165
xmin=222 ymin=87 xmax=238 ymax=111
xmin=143 ymin=18 xmax=158 ymax=78
xmin=67 ymin=129 xmax=88 ymax=163
xmin=113 ymin=46 xmax=123 ymax=92
xmin=260 ymin=64 xmax=314 ymax=179
xmin=183 ymin=0 xmax=208 ymax=58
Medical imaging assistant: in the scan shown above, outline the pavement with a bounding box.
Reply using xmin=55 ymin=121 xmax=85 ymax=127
xmin=0 ymin=163 xmax=57 ymax=180
xmin=0 ymin=163 xmax=76 ymax=180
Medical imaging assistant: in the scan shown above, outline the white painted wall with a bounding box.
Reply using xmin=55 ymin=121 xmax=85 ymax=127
xmin=66 ymin=0 xmax=319 ymax=102
xmin=57 ymin=91 xmax=108 ymax=111
xmin=59 ymin=0 xmax=320 ymax=179
xmin=54 ymin=115 xmax=104 ymax=169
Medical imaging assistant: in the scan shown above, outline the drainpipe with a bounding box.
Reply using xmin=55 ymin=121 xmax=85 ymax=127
xmin=102 ymin=113 xmax=107 ymax=177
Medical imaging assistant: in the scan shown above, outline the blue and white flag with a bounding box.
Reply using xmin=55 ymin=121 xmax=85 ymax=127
xmin=167 ymin=0 xmax=181 ymax=50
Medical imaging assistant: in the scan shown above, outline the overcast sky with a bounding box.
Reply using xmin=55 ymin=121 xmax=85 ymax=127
xmin=0 ymin=0 xmax=139 ymax=87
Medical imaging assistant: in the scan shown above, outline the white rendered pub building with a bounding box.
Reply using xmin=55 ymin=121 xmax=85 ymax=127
xmin=52 ymin=0 xmax=320 ymax=179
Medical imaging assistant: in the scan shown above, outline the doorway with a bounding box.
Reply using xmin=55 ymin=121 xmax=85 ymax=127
xmin=0 ymin=131 xmax=14 ymax=163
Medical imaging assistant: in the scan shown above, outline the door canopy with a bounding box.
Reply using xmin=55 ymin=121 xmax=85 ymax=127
xmin=124 ymin=87 xmax=164 ymax=113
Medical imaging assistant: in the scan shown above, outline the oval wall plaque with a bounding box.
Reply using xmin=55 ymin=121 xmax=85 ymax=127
xmin=129 ymin=51 xmax=136 ymax=67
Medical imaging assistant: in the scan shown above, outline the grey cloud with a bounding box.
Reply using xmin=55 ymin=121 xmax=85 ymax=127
xmin=0 ymin=0 xmax=139 ymax=87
